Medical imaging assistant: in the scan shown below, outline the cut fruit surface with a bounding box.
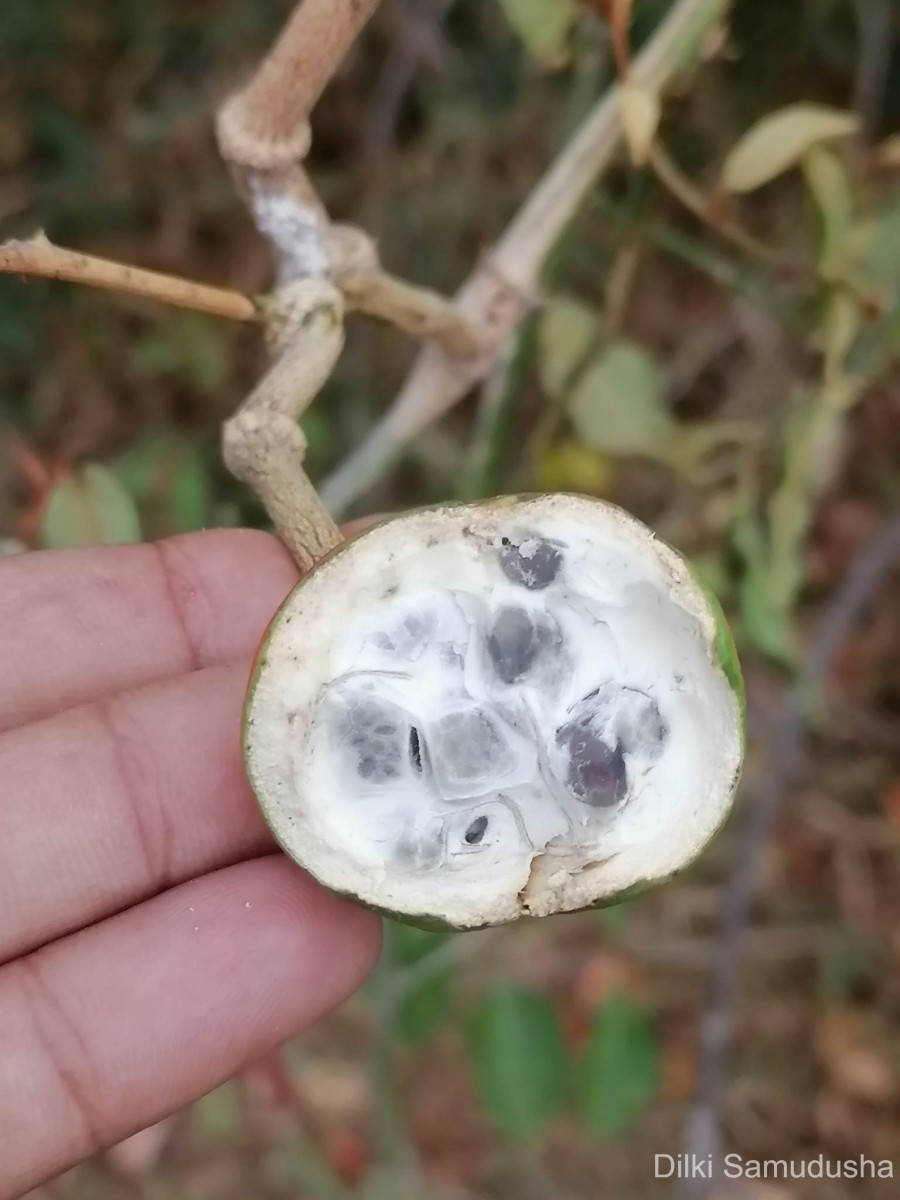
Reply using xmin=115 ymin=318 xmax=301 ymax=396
xmin=243 ymin=495 xmax=744 ymax=928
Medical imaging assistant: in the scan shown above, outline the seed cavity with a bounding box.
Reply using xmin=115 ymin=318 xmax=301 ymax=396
xmin=487 ymin=606 xmax=555 ymax=684
xmin=557 ymin=717 xmax=628 ymax=807
xmin=409 ymin=726 xmax=423 ymax=772
xmin=465 ymin=815 xmax=489 ymax=845
xmin=616 ymin=689 xmax=668 ymax=759
xmin=332 ymin=692 xmax=410 ymax=785
xmin=429 ymin=708 xmax=515 ymax=790
xmin=499 ymin=534 xmax=564 ymax=590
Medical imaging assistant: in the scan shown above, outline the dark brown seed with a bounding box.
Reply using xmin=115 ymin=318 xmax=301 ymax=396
xmin=499 ymin=536 xmax=564 ymax=590
xmin=557 ymin=719 xmax=628 ymax=807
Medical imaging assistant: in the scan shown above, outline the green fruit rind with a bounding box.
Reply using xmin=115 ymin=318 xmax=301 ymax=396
xmin=686 ymin=560 xmax=746 ymax=737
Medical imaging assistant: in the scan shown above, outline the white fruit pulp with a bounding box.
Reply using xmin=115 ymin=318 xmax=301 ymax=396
xmin=245 ymin=497 xmax=742 ymax=925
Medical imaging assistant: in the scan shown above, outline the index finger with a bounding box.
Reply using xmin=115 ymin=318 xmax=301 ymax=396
xmin=0 ymin=529 xmax=299 ymax=734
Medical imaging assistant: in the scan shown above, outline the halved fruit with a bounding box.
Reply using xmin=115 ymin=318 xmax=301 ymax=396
xmin=243 ymin=495 xmax=744 ymax=929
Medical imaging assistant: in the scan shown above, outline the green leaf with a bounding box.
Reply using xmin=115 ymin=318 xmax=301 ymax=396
xmin=580 ymin=991 xmax=659 ymax=1137
xmin=821 ymin=288 xmax=862 ymax=384
xmin=859 ymin=190 xmax=900 ymax=295
xmin=538 ymin=295 xmax=600 ymax=398
xmin=721 ymin=104 xmax=858 ymax=194
xmin=568 ymin=340 xmax=673 ymax=456
xmin=115 ymin=431 xmax=210 ymax=534
xmin=802 ymin=146 xmax=854 ymax=280
xmin=168 ymin=445 xmax=209 ymax=533
xmin=194 ymin=1082 xmax=241 ymax=1139
xmin=848 ymin=190 xmax=900 ymax=375
xmin=596 ymin=898 xmax=635 ymax=937
xmin=470 ymin=985 xmax=568 ymax=1140
xmin=114 ymin=431 xmax=174 ymax=501
xmin=817 ymin=930 xmax=876 ymax=1002
xmin=132 ymin=314 xmax=227 ymax=396
xmin=737 ymin=557 xmax=796 ymax=665
xmin=40 ymin=464 xmax=142 ymax=549
xmin=766 ymin=386 xmax=853 ymax=616
xmin=495 ymin=0 xmax=578 ymax=63
xmin=392 ymin=924 xmax=454 ymax=1045
xmin=730 ymin=494 xmax=796 ymax=667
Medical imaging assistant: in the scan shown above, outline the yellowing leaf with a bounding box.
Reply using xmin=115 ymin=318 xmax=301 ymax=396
xmin=536 ymin=439 xmax=612 ymax=494
xmin=822 ymin=288 xmax=862 ymax=384
xmin=802 ymin=146 xmax=854 ymax=281
xmin=568 ymin=340 xmax=673 ymax=456
xmin=538 ymin=295 xmax=600 ymax=397
xmin=619 ymin=82 xmax=661 ymax=167
xmin=877 ymin=133 xmax=900 ymax=168
xmin=721 ymin=104 xmax=858 ymax=194
xmin=496 ymin=0 xmax=579 ymax=63
xmin=40 ymin=464 xmax=142 ymax=549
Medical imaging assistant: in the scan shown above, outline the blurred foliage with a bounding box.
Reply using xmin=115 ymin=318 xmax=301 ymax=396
xmin=391 ymin=924 xmax=455 ymax=1045
xmin=470 ymin=984 xmax=568 ymax=1140
xmin=581 ymin=991 xmax=660 ymax=1137
xmin=40 ymin=462 xmax=141 ymax=547
xmin=2 ymin=0 xmax=900 ymax=1197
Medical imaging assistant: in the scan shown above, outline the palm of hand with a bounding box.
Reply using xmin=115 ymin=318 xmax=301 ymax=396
xmin=0 ymin=529 xmax=380 ymax=1199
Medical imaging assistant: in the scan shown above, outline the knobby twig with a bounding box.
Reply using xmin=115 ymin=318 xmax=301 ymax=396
xmin=341 ymin=262 xmax=485 ymax=356
xmin=320 ymin=0 xmax=731 ymax=515
xmin=3 ymin=0 xmax=485 ymax=571
xmin=0 ymin=234 xmax=257 ymax=322
xmin=218 ymin=0 xmax=382 ymax=166
xmin=681 ymin=506 xmax=900 ymax=1200
xmin=213 ymin=0 xmax=500 ymax=565
xmin=216 ymin=0 xmax=483 ymax=353
xmin=221 ymin=279 xmax=346 ymax=570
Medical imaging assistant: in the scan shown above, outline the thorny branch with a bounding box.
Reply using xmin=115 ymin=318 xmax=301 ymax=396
xmin=680 ymin=506 xmax=900 ymax=1200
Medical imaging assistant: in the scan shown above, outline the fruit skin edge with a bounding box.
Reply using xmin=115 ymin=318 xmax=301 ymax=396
xmin=240 ymin=493 xmax=747 ymax=932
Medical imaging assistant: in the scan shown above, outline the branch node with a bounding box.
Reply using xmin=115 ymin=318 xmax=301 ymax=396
xmin=223 ymin=277 xmax=345 ymax=571
xmin=476 ymin=251 xmax=539 ymax=338
xmin=328 ymin=223 xmax=381 ymax=277
xmin=216 ymin=101 xmax=313 ymax=171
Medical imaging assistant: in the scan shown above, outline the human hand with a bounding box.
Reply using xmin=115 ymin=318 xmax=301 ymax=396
xmin=0 ymin=529 xmax=382 ymax=1198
